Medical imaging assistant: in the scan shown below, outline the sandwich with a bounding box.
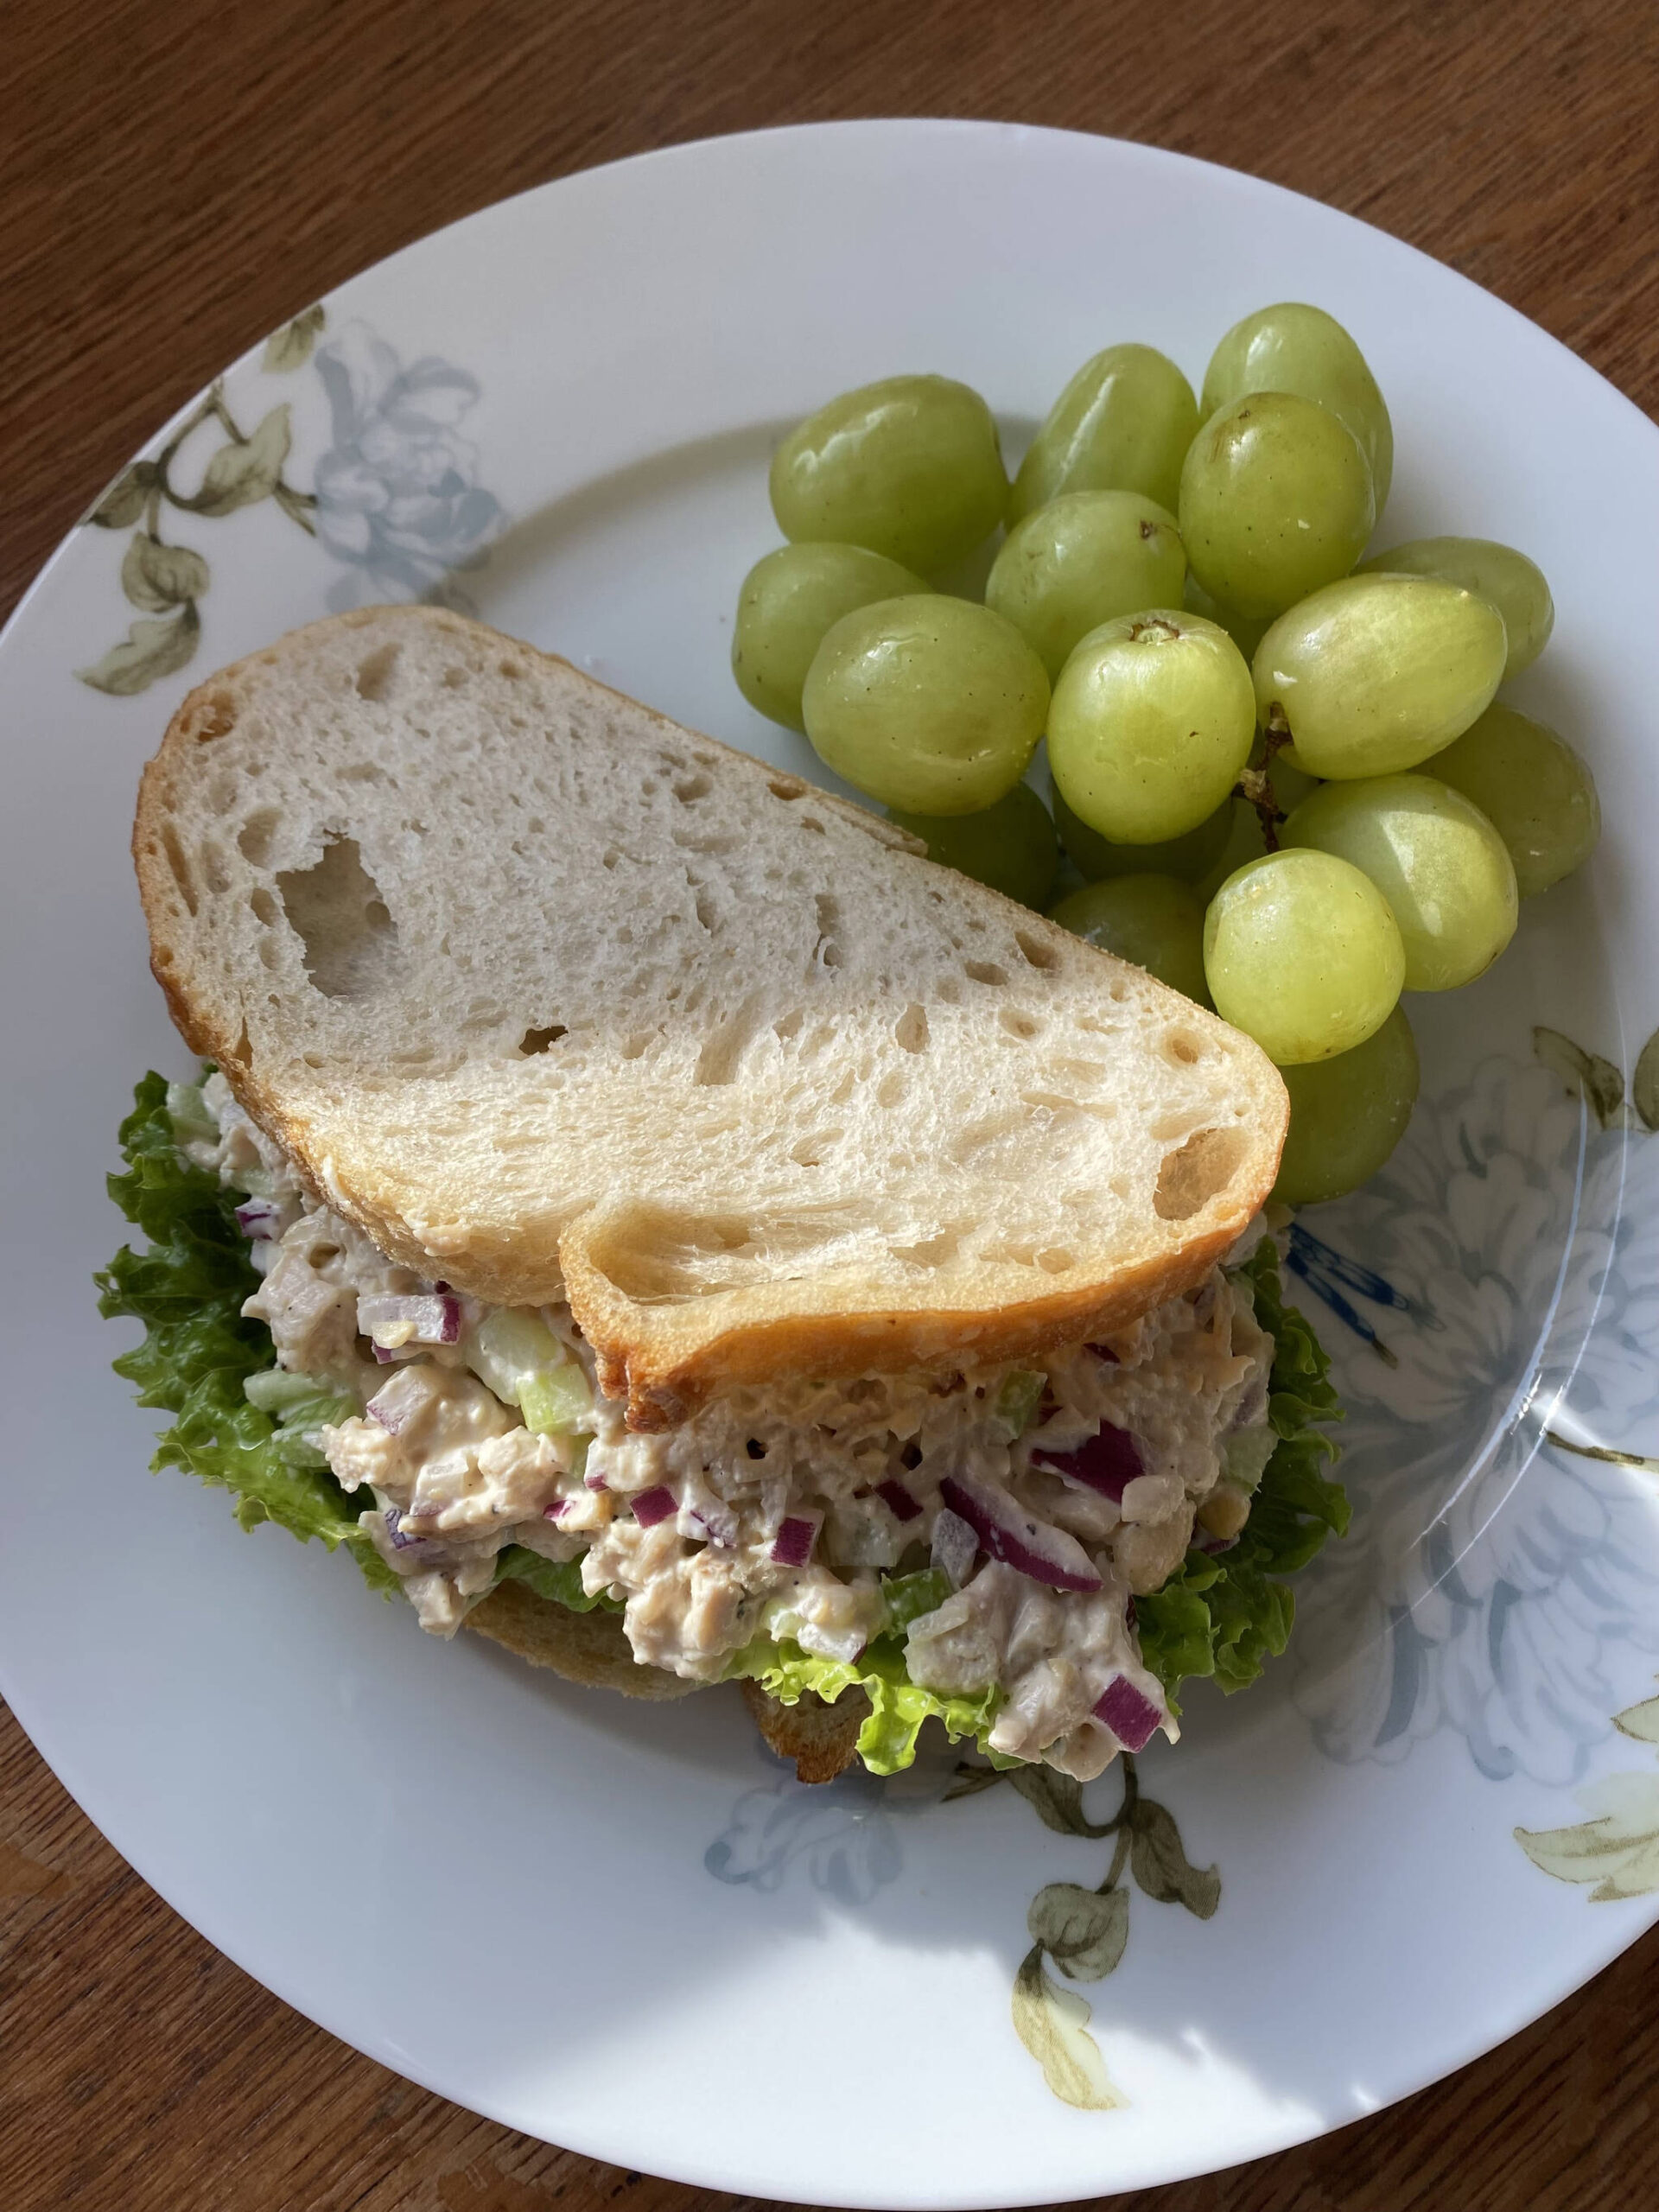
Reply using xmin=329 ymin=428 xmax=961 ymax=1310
xmin=99 ymin=605 xmax=1345 ymax=1783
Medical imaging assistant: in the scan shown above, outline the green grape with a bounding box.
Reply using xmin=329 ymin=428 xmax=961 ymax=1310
xmin=1202 ymin=302 xmax=1394 ymax=512
xmin=1011 ymin=344 xmax=1199 ymax=520
xmin=1179 ymin=391 xmax=1376 ymax=620
xmin=1428 ymin=702 xmax=1600 ymax=897
xmin=986 ymin=491 xmax=1186 ymax=678
xmin=1273 ymin=1006 xmax=1419 ymax=1205
xmin=1283 ymin=773 xmax=1517 ymax=990
xmin=1048 ymin=611 xmax=1255 ymax=845
xmin=1183 ymin=574 xmax=1272 ymax=663
xmin=1203 ymin=849 xmax=1404 ymax=1064
xmin=1255 ymin=574 xmax=1508 ymax=779
xmin=1357 ymin=537 xmax=1554 ymax=675
xmin=770 ymin=376 xmax=1007 ymax=576
xmin=732 ymin=543 xmax=928 ymax=730
xmin=803 ymin=595 xmax=1048 ymax=815
xmin=1049 ymin=874 xmax=1211 ymax=1003
xmin=1053 ymin=785 xmax=1232 ymax=884
xmin=887 ymin=781 xmax=1059 ymax=909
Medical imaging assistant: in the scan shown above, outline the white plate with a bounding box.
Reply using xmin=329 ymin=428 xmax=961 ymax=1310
xmin=3 ymin=121 xmax=1659 ymax=2207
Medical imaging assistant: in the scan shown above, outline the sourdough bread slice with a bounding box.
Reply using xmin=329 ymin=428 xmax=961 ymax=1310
xmin=464 ymin=1580 xmax=694 ymax=1699
xmin=136 ymin=607 xmax=1287 ymax=1421
xmin=467 ymin=1589 xmax=857 ymax=1782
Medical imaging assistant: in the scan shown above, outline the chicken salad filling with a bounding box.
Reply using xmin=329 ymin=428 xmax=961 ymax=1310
xmin=169 ymin=1070 xmax=1294 ymax=1782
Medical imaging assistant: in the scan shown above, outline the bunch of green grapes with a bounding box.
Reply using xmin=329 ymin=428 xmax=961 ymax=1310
xmin=730 ymin=312 xmax=1599 ymax=1207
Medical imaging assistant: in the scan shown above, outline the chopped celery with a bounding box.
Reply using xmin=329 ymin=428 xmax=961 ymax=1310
xmin=993 ymin=1369 xmax=1046 ymax=1437
xmin=165 ymin=1078 xmax=218 ymax=1147
xmin=467 ymin=1307 xmax=564 ymax=1401
xmin=245 ymin=1368 xmax=333 ymax=1413
xmin=243 ymin=1368 xmax=356 ymax=1456
xmin=518 ymin=1363 xmax=595 ymax=1437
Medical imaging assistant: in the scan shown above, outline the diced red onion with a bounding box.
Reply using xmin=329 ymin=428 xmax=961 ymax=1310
xmin=1194 ymin=1527 xmax=1239 ymax=1555
xmin=938 ymin=1474 xmax=1102 ymax=1592
xmin=931 ymin=1507 xmax=978 ymax=1589
xmin=876 ymin=1478 xmax=923 ymax=1523
xmin=543 ymin=1498 xmax=570 ymax=1522
xmin=372 ymin=1342 xmax=397 ymax=1364
xmin=584 ymin=1471 xmax=608 ymax=1491
xmin=366 ymin=1366 xmax=429 ymax=1433
xmin=234 ymin=1198 xmax=282 ymax=1240
xmin=384 ymin=1505 xmax=440 ymax=1556
xmin=357 ymin=1292 xmax=461 ymax=1346
xmin=1032 ymin=1421 xmax=1143 ymax=1502
xmin=632 ymin=1485 xmax=677 ymax=1528
xmin=770 ymin=1512 xmax=821 ymax=1567
xmin=685 ymin=1485 xmax=742 ymax=1548
xmin=1094 ymin=1673 xmax=1163 ymax=1752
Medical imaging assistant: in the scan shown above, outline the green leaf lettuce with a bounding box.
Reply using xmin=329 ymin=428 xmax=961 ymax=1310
xmin=1135 ymin=1237 xmax=1348 ymax=1709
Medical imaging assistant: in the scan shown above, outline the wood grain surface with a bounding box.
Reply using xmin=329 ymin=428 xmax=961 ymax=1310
xmin=4 ymin=1 xmax=1658 ymax=2206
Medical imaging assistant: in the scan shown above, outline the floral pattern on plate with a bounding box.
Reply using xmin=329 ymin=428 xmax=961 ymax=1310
xmin=1289 ymin=1038 xmax=1659 ymax=1792
xmin=312 ymin=320 xmax=503 ymax=613
xmin=1517 ymin=1682 xmax=1659 ymax=1901
xmin=77 ymin=308 xmax=504 ymax=691
xmin=707 ymin=1741 xmax=1219 ymax=2111
xmin=704 ymin=1751 xmax=930 ymax=1905
xmin=948 ymin=1755 xmax=1218 ymax=2110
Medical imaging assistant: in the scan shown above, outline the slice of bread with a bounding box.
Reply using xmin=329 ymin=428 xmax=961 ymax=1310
xmin=467 ymin=1587 xmax=860 ymax=1782
xmin=464 ymin=1580 xmax=694 ymax=1699
xmin=136 ymin=607 xmax=1287 ymax=1421
xmin=741 ymin=1679 xmax=869 ymax=1783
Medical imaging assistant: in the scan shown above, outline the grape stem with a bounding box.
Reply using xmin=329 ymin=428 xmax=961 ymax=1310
xmin=1235 ymin=715 xmax=1292 ymax=850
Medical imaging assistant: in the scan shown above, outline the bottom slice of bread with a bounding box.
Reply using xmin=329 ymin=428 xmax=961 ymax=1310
xmin=465 ymin=1582 xmax=862 ymax=1782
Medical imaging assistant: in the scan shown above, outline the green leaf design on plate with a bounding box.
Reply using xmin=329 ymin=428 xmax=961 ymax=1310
xmin=1128 ymin=1796 xmax=1221 ymax=1918
xmin=1516 ymin=1773 xmax=1659 ymax=1901
xmin=120 ymin=534 xmax=209 ymax=613
xmin=1633 ymin=1028 xmax=1659 ymax=1134
xmin=943 ymin=1762 xmax=1010 ymax=1804
xmin=1010 ymin=1945 xmax=1124 ymax=2110
xmin=967 ymin=1754 xmax=1224 ymax=2104
xmin=263 ymin=303 xmax=326 ymax=372
xmin=88 ymin=460 xmax=157 ymax=529
xmin=190 ymin=404 xmax=293 ymax=518
xmin=81 ymin=377 xmax=321 ymax=696
xmin=1027 ymin=1882 xmax=1129 ymax=1981
xmin=1615 ymin=1692 xmax=1659 ymax=1745
xmin=1532 ymin=1026 xmax=1625 ymax=1128
xmin=271 ymin=480 xmax=319 ymax=536
xmin=1007 ymin=1765 xmax=1116 ymax=1839
xmin=77 ymin=603 xmax=201 ymax=696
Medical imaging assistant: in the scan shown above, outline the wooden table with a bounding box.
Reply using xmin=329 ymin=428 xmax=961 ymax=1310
xmin=5 ymin=1 xmax=1657 ymax=2204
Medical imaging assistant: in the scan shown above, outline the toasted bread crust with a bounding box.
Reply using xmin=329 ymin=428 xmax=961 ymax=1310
xmin=741 ymin=1679 xmax=869 ymax=1784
